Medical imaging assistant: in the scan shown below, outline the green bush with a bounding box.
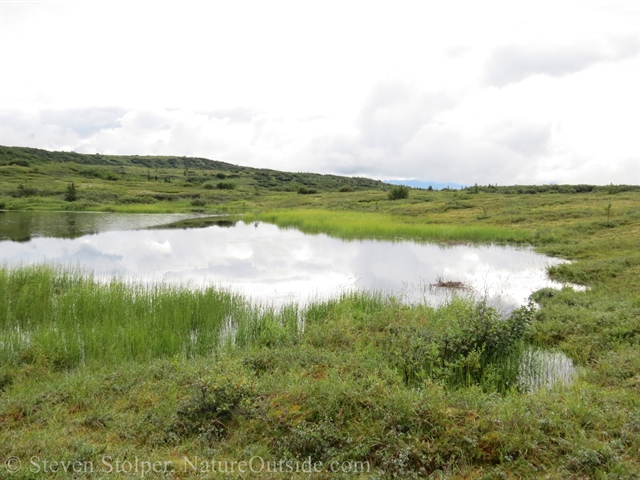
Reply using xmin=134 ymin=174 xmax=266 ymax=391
xmin=298 ymin=186 xmax=318 ymax=194
xmin=381 ymin=300 xmax=534 ymax=390
xmin=217 ymin=181 xmax=236 ymax=190
xmin=388 ymin=185 xmax=409 ymax=200
xmin=191 ymin=198 xmax=207 ymax=207
xmin=11 ymin=183 xmax=39 ymax=198
xmin=170 ymin=375 xmax=255 ymax=443
xmin=116 ymin=195 xmax=157 ymax=204
xmin=8 ymin=159 xmax=29 ymax=167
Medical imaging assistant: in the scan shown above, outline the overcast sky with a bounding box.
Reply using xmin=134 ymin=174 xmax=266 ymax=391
xmin=1 ymin=0 xmax=638 ymax=185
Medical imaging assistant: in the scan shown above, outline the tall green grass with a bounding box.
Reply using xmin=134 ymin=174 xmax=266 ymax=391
xmin=243 ymin=209 xmax=532 ymax=243
xmin=1 ymin=265 xmax=538 ymax=393
xmin=0 ymin=265 xmax=300 ymax=369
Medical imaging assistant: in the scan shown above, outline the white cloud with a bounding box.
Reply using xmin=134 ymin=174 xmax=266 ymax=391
xmin=483 ymin=34 xmax=637 ymax=87
xmin=1 ymin=0 xmax=638 ymax=185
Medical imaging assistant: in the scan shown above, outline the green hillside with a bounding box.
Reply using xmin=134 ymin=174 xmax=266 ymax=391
xmin=0 ymin=145 xmax=387 ymax=193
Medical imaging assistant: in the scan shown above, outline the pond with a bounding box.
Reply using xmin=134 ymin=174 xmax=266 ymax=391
xmin=1 ymin=211 xmax=577 ymax=310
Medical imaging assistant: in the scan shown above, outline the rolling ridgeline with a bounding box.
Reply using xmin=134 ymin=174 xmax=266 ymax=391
xmin=1 ymin=145 xmax=640 ymax=478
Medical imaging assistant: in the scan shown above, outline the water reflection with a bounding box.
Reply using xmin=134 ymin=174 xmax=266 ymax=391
xmin=0 ymin=210 xmax=206 ymax=241
xmin=0 ymin=212 xmax=578 ymax=309
xmin=518 ymin=347 xmax=576 ymax=392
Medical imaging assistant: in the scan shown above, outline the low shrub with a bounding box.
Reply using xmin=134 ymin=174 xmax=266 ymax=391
xmin=388 ymin=185 xmax=409 ymax=200
xmin=8 ymin=159 xmax=29 ymax=167
xmin=169 ymin=374 xmax=256 ymax=444
xmin=117 ymin=195 xmax=157 ymax=204
xmin=65 ymin=182 xmax=78 ymax=202
xmin=380 ymin=300 xmax=535 ymax=390
xmin=10 ymin=183 xmax=39 ymax=198
xmin=191 ymin=198 xmax=207 ymax=207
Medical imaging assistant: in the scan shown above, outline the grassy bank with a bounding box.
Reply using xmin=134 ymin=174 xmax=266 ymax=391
xmin=243 ymin=210 xmax=531 ymax=243
xmin=0 ymin=265 xmax=533 ymax=388
xmin=3 ymin=266 xmax=639 ymax=479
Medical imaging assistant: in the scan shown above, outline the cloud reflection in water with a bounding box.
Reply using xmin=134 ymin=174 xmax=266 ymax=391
xmin=1 ymin=220 xmax=577 ymax=308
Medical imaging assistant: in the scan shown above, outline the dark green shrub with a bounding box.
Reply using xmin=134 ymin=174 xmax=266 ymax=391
xmin=116 ymin=195 xmax=156 ymax=204
xmin=388 ymin=185 xmax=409 ymax=200
xmin=298 ymin=187 xmax=318 ymax=194
xmin=170 ymin=376 xmax=255 ymax=443
xmin=191 ymin=198 xmax=207 ymax=207
xmin=0 ymin=370 xmax=13 ymax=392
xmin=216 ymin=172 xmax=226 ymax=179
xmin=152 ymin=193 xmax=178 ymax=201
xmin=217 ymin=181 xmax=236 ymax=190
xmin=8 ymin=159 xmax=29 ymax=167
xmin=64 ymin=182 xmax=77 ymax=202
xmin=443 ymin=200 xmax=472 ymax=211
xmin=382 ymin=301 xmax=534 ymax=390
xmin=11 ymin=183 xmax=39 ymax=198
xmin=339 ymin=185 xmax=354 ymax=192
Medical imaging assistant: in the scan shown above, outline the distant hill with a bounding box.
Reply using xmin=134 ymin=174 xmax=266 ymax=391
xmin=0 ymin=145 xmax=243 ymax=171
xmin=2 ymin=146 xmax=638 ymax=196
xmin=0 ymin=145 xmax=389 ymax=192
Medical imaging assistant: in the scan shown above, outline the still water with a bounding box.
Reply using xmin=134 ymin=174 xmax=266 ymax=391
xmin=1 ymin=211 xmax=577 ymax=309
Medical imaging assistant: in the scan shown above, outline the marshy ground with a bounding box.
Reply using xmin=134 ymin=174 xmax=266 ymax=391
xmin=1 ymin=146 xmax=639 ymax=478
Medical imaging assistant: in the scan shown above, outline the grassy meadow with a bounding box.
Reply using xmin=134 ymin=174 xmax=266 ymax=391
xmin=1 ymin=146 xmax=640 ymax=478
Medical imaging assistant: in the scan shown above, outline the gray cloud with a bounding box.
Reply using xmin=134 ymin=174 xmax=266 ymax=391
xmin=356 ymin=81 xmax=454 ymax=153
xmin=399 ymin=124 xmax=540 ymax=184
xmin=306 ymin=82 xmax=554 ymax=184
xmin=3 ymin=106 xmax=127 ymax=140
xmin=2 ymin=77 xmax=632 ymax=186
xmin=484 ymin=35 xmax=637 ymax=87
xmin=485 ymin=121 xmax=552 ymax=157
xmin=39 ymin=107 xmax=127 ymax=137
xmin=201 ymin=107 xmax=259 ymax=123
xmin=120 ymin=110 xmax=170 ymax=131
xmin=310 ymin=80 xmax=456 ymax=175
xmin=445 ymin=45 xmax=472 ymax=58
xmin=305 ymin=81 xmax=542 ymax=183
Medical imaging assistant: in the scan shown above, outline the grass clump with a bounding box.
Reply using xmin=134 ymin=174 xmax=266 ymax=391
xmin=0 ymin=265 xmax=297 ymax=369
xmin=243 ymin=209 xmax=531 ymax=243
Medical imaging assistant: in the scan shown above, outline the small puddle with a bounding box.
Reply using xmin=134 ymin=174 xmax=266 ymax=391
xmin=517 ymin=347 xmax=576 ymax=392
